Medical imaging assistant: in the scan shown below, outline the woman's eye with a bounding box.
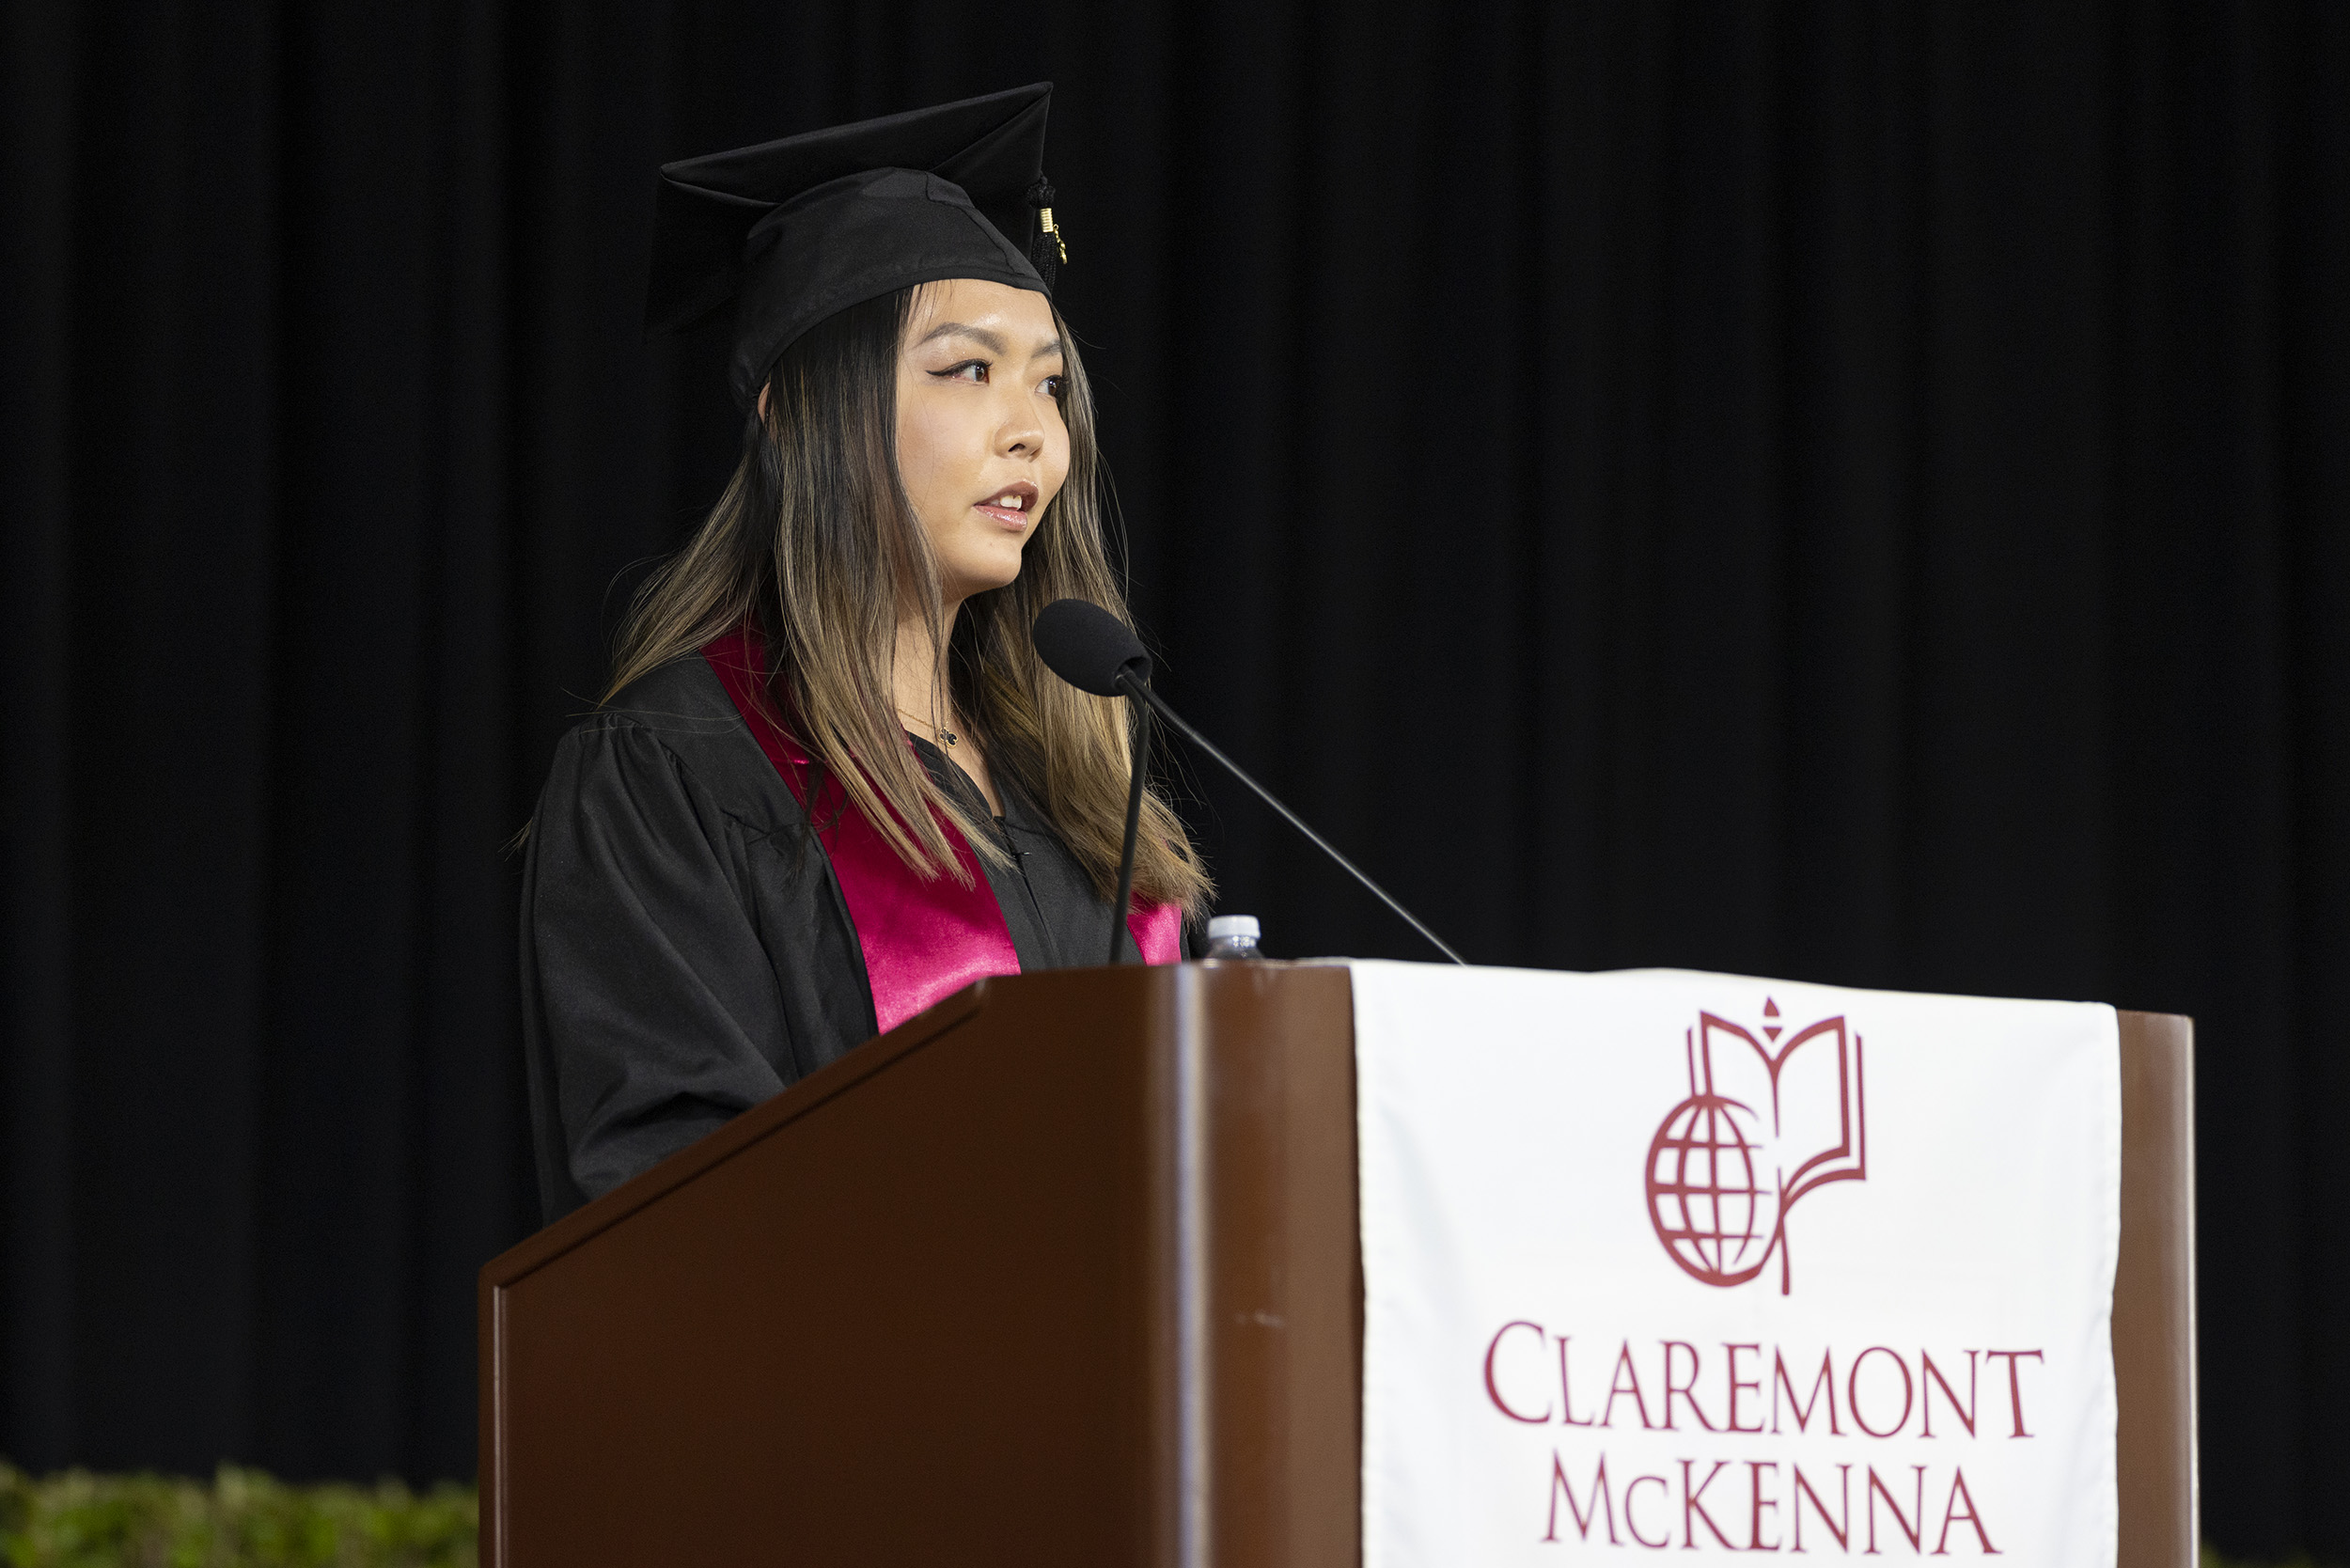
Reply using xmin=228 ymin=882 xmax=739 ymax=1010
xmin=1042 ymin=375 xmax=1065 ymax=400
xmin=933 ymin=359 xmax=988 ymax=384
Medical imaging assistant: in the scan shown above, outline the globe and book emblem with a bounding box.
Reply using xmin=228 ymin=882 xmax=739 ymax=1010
xmin=1645 ymin=999 xmax=1869 ymax=1294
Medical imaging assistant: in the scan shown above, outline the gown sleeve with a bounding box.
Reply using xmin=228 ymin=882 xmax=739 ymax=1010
xmin=520 ymin=718 xmax=798 ymax=1213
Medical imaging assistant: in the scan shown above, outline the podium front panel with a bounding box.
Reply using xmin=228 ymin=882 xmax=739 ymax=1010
xmin=481 ymin=963 xmax=1358 ymax=1568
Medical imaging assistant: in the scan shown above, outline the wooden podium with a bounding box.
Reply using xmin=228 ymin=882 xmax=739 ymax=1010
xmin=478 ymin=964 xmax=2195 ymax=1567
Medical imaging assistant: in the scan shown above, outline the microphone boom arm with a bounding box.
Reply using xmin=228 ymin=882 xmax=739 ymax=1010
xmin=1116 ymin=669 xmax=1467 ymax=966
xmin=1108 ymin=698 xmax=1150 ymax=965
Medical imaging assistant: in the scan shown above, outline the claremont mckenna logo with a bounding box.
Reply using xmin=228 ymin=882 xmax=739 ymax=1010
xmin=1645 ymin=999 xmax=1868 ymax=1294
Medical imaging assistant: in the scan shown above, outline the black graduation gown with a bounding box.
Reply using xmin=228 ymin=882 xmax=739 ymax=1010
xmin=520 ymin=652 xmax=1144 ymax=1224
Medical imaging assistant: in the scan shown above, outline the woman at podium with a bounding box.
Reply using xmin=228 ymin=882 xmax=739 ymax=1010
xmin=518 ymin=86 xmax=1208 ymax=1222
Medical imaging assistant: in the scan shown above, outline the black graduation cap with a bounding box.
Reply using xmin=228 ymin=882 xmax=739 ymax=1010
xmin=646 ymin=83 xmax=1066 ymax=409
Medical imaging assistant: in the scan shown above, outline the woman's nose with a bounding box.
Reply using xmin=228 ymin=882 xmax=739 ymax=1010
xmin=997 ymin=403 xmax=1045 ymax=457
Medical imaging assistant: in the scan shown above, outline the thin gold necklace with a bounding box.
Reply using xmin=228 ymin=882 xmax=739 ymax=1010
xmin=895 ymin=705 xmax=960 ymax=747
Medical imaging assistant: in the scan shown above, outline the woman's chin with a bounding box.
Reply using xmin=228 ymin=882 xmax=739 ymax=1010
xmin=941 ymin=546 xmax=1026 ymax=600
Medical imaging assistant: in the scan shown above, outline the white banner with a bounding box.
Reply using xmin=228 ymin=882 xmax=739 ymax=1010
xmin=1354 ymin=963 xmax=2120 ymax=1565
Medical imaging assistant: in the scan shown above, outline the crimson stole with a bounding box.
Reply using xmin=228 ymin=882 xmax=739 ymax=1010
xmin=703 ymin=629 xmax=1180 ymax=1033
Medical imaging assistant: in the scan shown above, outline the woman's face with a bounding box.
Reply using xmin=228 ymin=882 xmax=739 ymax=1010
xmin=895 ymin=277 xmax=1070 ymax=605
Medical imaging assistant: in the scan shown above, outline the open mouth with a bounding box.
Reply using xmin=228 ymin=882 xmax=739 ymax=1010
xmin=974 ymin=484 xmax=1038 ymax=527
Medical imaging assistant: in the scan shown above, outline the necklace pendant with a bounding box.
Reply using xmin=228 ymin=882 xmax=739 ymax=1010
xmin=940 ymin=729 xmax=959 ymax=747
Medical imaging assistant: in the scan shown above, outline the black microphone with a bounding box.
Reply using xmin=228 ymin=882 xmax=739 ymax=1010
xmin=1034 ymin=599 xmax=1154 ymax=964
xmin=1031 ymin=598 xmax=1466 ymax=966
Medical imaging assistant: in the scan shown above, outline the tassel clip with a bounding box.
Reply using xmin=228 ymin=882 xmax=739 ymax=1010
xmin=1026 ymin=178 xmax=1067 ymax=285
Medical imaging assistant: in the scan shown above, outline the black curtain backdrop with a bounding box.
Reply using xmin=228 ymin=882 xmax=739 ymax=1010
xmin=1 ymin=0 xmax=2342 ymax=1554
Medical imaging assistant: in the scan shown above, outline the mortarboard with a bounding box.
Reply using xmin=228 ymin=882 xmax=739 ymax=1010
xmin=645 ymin=83 xmax=1067 ymax=409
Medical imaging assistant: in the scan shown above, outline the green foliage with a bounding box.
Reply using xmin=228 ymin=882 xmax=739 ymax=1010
xmin=0 ymin=1464 xmax=475 ymax=1568
xmin=2204 ymin=1549 xmax=2342 ymax=1568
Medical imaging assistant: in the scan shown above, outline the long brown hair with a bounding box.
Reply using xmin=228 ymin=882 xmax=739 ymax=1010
xmin=607 ymin=283 xmax=1209 ymax=917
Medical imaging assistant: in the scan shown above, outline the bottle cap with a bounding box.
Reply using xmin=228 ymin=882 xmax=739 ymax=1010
xmin=1206 ymin=915 xmax=1261 ymax=941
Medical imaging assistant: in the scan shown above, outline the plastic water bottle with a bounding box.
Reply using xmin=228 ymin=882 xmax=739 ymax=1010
xmin=1204 ymin=915 xmax=1262 ymax=961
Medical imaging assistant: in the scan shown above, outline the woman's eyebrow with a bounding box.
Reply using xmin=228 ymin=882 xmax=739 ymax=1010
xmin=1031 ymin=337 xmax=1064 ymax=361
xmin=916 ymin=321 xmax=1008 ymax=353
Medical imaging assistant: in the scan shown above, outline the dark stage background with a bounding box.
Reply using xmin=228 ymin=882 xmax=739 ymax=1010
xmin=2 ymin=0 xmax=2343 ymax=1555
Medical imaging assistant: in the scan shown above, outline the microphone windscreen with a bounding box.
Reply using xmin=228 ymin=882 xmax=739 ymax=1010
xmin=1032 ymin=599 xmax=1152 ymax=696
